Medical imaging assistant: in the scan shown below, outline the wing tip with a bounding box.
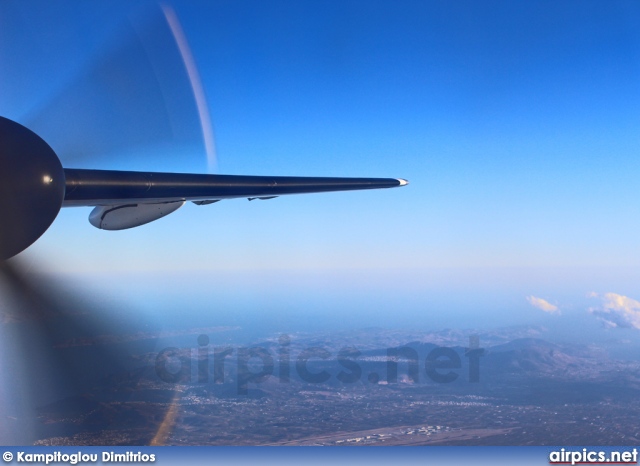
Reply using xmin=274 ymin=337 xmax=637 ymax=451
xmin=397 ymin=178 xmax=409 ymax=186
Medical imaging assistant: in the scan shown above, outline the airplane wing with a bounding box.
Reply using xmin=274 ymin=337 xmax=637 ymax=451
xmin=62 ymin=168 xmax=408 ymax=230
xmin=63 ymin=169 xmax=408 ymax=206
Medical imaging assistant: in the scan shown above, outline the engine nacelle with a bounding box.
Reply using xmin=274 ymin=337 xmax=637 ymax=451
xmin=89 ymin=201 xmax=185 ymax=230
xmin=0 ymin=117 xmax=65 ymax=260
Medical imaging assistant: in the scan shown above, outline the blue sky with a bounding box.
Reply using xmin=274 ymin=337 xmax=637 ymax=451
xmin=2 ymin=0 xmax=640 ymax=337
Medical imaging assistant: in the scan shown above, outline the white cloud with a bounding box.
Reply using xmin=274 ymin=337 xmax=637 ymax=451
xmin=588 ymin=292 xmax=640 ymax=329
xmin=526 ymin=296 xmax=559 ymax=314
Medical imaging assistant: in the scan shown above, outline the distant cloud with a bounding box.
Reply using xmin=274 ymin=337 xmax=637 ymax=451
xmin=588 ymin=292 xmax=640 ymax=329
xmin=526 ymin=296 xmax=559 ymax=314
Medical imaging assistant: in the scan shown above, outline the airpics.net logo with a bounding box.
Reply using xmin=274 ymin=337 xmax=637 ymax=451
xmin=154 ymin=334 xmax=484 ymax=394
xmin=549 ymin=448 xmax=638 ymax=465
xmin=2 ymin=451 xmax=155 ymax=464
